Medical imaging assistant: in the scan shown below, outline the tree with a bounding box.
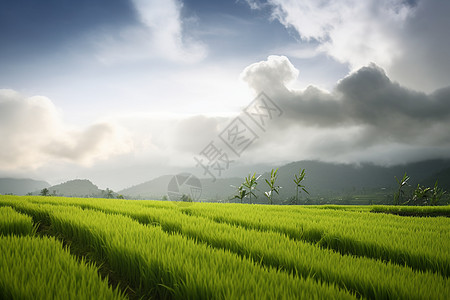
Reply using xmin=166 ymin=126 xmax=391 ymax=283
xmin=180 ymin=194 xmax=192 ymax=202
xmin=264 ymin=168 xmax=281 ymax=205
xmin=430 ymin=180 xmax=446 ymax=206
xmin=413 ymin=180 xmax=446 ymax=206
xmin=412 ymin=184 xmax=431 ymax=205
xmin=40 ymin=188 xmax=49 ymax=196
xmin=232 ymin=184 xmax=248 ymax=204
xmin=243 ymin=173 xmax=260 ymax=204
xmin=394 ymin=172 xmax=410 ymax=205
xmin=293 ymin=168 xmax=309 ymax=204
xmin=105 ymin=188 xmax=114 ymax=199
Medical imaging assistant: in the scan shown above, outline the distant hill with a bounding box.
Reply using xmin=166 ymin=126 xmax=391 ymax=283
xmin=0 ymin=178 xmax=50 ymax=195
xmin=119 ymin=159 xmax=450 ymax=203
xmin=263 ymin=159 xmax=450 ymax=195
xmin=119 ymin=175 xmax=242 ymax=201
xmin=119 ymin=175 xmax=173 ymax=199
xmin=422 ymin=167 xmax=450 ymax=191
xmin=251 ymin=159 xmax=450 ymax=204
xmin=44 ymin=179 xmax=104 ymax=197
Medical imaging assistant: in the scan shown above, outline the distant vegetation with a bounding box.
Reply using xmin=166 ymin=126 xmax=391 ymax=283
xmin=2 ymin=159 xmax=450 ymax=205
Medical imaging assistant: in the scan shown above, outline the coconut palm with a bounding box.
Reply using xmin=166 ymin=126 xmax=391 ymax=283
xmin=293 ymin=168 xmax=309 ymax=204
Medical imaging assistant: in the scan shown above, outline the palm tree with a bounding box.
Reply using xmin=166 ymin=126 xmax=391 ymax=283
xmin=232 ymin=184 xmax=248 ymax=203
xmin=293 ymin=168 xmax=309 ymax=204
xmin=394 ymin=172 xmax=409 ymax=205
xmin=243 ymin=173 xmax=260 ymax=204
xmin=264 ymin=168 xmax=281 ymax=205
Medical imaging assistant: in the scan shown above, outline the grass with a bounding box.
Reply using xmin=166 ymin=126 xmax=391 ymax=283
xmin=0 ymin=234 xmax=126 ymax=300
xmin=0 ymin=206 xmax=35 ymax=236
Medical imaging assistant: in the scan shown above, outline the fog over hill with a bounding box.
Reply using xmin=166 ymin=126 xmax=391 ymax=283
xmin=119 ymin=159 xmax=450 ymax=201
xmin=39 ymin=179 xmax=105 ymax=198
xmin=2 ymin=159 xmax=449 ymax=202
xmin=0 ymin=178 xmax=49 ymax=195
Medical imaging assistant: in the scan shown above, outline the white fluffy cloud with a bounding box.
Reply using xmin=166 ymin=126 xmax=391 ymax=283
xmin=259 ymin=0 xmax=413 ymax=69
xmin=95 ymin=0 xmax=207 ymax=64
xmin=0 ymin=89 xmax=132 ymax=170
xmin=246 ymin=0 xmax=450 ymax=92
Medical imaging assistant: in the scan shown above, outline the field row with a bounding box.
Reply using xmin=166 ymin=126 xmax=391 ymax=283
xmin=181 ymin=203 xmax=450 ymax=276
xmin=0 ymin=198 xmax=355 ymax=299
xmin=0 ymin=206 xmax=125 ymax=300
xmin=1 ymin=196 xmax=449 ymax=299
xmin=11 ymin=195 xmax=450 ymax=275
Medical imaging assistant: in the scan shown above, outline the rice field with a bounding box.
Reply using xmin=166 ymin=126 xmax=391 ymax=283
xmin=0 ymin=195 xmax=449 ymax=299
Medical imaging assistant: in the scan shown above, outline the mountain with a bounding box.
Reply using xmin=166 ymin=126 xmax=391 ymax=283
xmin=265 ymin=159 xmax=450 ymax=194
xmin=0 ymin=178 xmax=50 ymax=195
xmin=118 ymin=175 xmax=242 ymax=201
xmin=119 ymin=175 xmax=173 ymax=199
xmin=119 ymin=159 xmax=450 ymax=203
xmin=253 ymin=159 xmax=450 ymax=204
xmin=44 ymin=179 xmax=104 ymax=197
xmin=422 ymin=167 xmax=450 ymax=191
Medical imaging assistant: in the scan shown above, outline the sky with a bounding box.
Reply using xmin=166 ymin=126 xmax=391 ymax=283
xmin=1 ymin=0 xmax=450 ymax=190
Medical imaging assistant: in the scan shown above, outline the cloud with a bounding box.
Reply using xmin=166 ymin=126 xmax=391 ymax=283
xmin=240 ymin=55 xmax=299 ymax=92
xmin=251 ymin=0 xmax=414 ymax=69
xmin=238 ymin=55 xmax=450 ymax=165
xmin=95 ymin=0 xmax=207 ymax=64
xmin=246 ymin=0 xmax=450 ymax=92
xmin=388 ymin=0 xmax=450 ymax=92
xmin=0 ymin=89 xmax=132 ymax=170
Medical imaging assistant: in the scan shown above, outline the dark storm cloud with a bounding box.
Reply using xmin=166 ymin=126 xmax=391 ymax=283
xmin=240 ymin=56 xmax=450 ymax=163
xmin=389 ymin=0 xmax=450 ymax=92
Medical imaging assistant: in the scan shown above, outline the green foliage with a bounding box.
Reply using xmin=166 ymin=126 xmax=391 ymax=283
xmin=394 ymin=172 xmax=410 ymax=205
xmin=411 ymin=180 xmax=447 ymax=206
xmin=180 ymin=194 xmax=193 ymax=202
xmin=413 ymin=184 xmax=432 ymax=205
xmin=232 ymin=184 xmax=248 ymax=203
xmin=40 ymin=188 xmax=49 ymax=196
xmin=104 ymin=188 xmax=114 ymax=198
xmin=264 ymin=168 xmax=281 ymax=204
xmin=242 ymin=173 xmax=260 ymax=204
xmin=431 ymin=180 xmax=446 ymax=205
xmin=293 ymin=168 xmax=309 ymax=204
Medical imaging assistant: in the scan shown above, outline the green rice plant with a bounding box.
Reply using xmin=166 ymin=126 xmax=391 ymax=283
xmin=2 ymin=195 xmax=449 ymax=299
xmin=0 ymin=235 xmax=125 ymax=300
xmin=183 ymin=202 xmax=450 ymax=276
xmin=46 ymin=205 xmax=354 ymax=299
xmin=12 ymin=194 xmax=448 ymax=277
xmin=0 ymin=206 xmax=34 ymax=236
xmin=76 ymin=201 xmax=449 ymax=300
xmin=371 ymin=205 xmax=450 ymax=217
xmin=18 ymin=196 xmax=448 ymax=299
xmin=0 ymin=196 xmax=53 ymax=227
